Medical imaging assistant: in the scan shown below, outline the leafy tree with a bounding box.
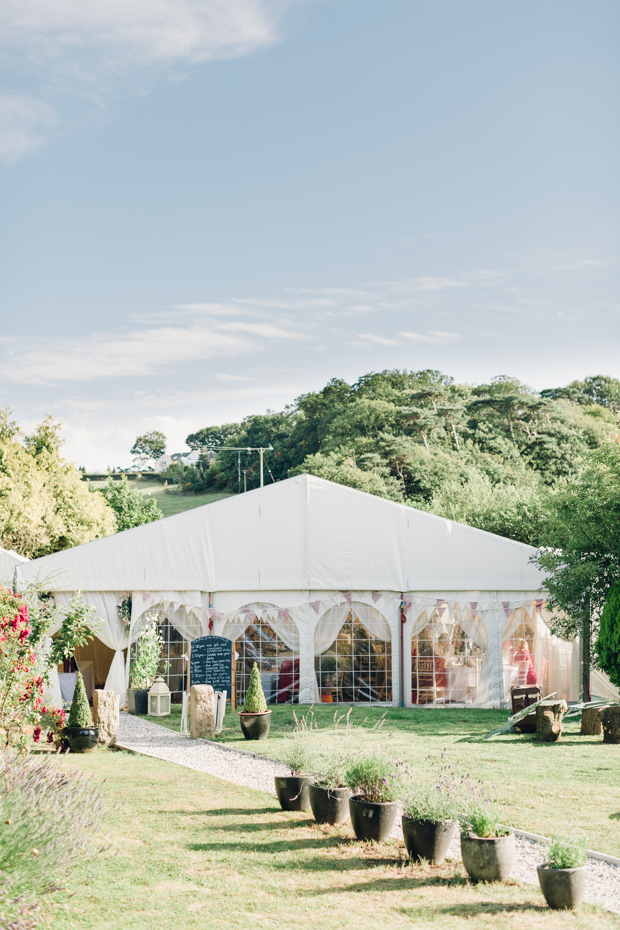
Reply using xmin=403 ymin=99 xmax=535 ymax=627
xmin=99 ymin=477 xmax=163 ymax=532
xmin=0 ymin=410 xmax=115 ymax=558
xmin=289 ymin=450 xmax=405 ymax=502
xmin=596 ymin=583 xmax=620 ymax=688
xmin=130 ymin=430 xmax=166 ymax=465
xmin=535 ymin=428 xmax=620 ymax=647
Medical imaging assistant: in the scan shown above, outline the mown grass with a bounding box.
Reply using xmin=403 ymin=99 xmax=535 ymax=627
xmin=136 ymin=482 xmax=231 ymax=518
xmin=142 ymin=704 xmax=620 ymax=857
xmin=45 ymin=749 xmax=619 ymax=930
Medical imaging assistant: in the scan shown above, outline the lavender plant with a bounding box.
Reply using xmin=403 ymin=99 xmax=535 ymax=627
xmin=545 ymin=834 xmax=588 ymax=869
xmin=400 ymin=751 xmax=461 ymax=823
xmin=345 ymin=751 xmax=401 ymax=803
xmin=458 ymin=773 xmax=509 ymax=838
xmin=311 ymin=708 xmax=354 ymax=790
xmin=0 ymin=751 xmax=106 ymax=916
xmin=281 ymin=710 xmax=316 ymax=776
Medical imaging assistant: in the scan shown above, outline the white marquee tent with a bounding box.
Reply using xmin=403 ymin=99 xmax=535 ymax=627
xmin=14 ymin=475 xmax=618 ymax=708
xmin=0 ymin=545 xmax=28 ymax=582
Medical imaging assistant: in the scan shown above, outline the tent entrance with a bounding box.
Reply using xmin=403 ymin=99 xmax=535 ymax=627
xmin=315 ymin=607 xmax=392 ymax=704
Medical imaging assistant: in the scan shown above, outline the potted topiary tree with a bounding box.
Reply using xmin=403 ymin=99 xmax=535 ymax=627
xmin=537 ymin=834 xmax=588 ymax=910
xmin=274 ymin=711 xmax=313 ymax=811
xmin=400 ymin=758 xmax=459 ymax=864
xmin=239 ymin=663 xmax=271 ymax=740
xmin=128 ymin=618 xmax=164 ymax=715
xmin=459 ymin=793 xmax=515 ymax=882
xmin=64 ymin=672 xmax=99 ymax=753
xmin=345 ymin=752 xmax=400 ymax=842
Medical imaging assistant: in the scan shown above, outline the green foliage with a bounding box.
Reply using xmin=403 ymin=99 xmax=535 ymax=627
xmin=281 ymin=710 xmax=315 ymax=775
xmin=0 ymin=750 xmax=105 ymax=912
xmin=243 ymin=663 xmax=268 ymax=714
xmin=400 ymin=754 xmax=461 ymax=824
xmin=345 ymin=752 xmax=400 ymax=803
xmin=181 ymin=370 xmax=619 ymax=545
xmin=98 ymin=476 xmax=163 ymax=532
xmin=545 ymin=834 xmax=588 ymax=869
xmin=596 ymin=583 xmax=620 ymax=688
xmin=130 ymin=430 xmax=166 ymax=464
xmin=0 ymin=410 xmax=116 ymax=558
xmin=130 ymin=618 xmax=165 ymax=689
xmin=460 ymin=800 xmax=507 ymax=838
xmin=535 ymin=427 xmax=620 ymax=642
xmin=67 ymin=673 xmax=92 ymax=728
xmin=47 ymin=592 xmax=100 ymax=669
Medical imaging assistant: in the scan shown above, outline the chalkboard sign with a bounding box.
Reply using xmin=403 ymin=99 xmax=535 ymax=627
xmin=190 ymin=635 xmax=232 ymax=699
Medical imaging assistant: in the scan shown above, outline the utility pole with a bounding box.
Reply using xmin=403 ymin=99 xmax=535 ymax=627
xmin=204 ymin=445 xmax=273 ymax=489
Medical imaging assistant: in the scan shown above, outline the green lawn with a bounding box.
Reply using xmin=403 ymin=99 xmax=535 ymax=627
xmin=142 ymin=704 xmax=620 ymax=857
xmin=136 ymin=482 xmax=231 ymax=518
xmin=46 ymin=749 xmax=619 ymax=930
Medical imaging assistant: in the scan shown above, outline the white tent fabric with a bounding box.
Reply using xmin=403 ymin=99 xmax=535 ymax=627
xmin=14 ymin=475 xmax=566 ymax=707
xmin=0 ymin=546 xmax=28 ymax=584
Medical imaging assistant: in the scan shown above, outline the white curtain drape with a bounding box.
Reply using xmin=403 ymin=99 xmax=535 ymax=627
xmin=313 ymin=602 xmax=391 ymax=702
xmin=501 ymin=605 xmax=579 ymax=703
xmin=55 ymin=591 xmax=129 ymax=706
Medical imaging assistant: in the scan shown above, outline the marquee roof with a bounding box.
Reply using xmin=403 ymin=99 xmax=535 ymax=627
xmin=0 ymin=546 xmax=28 ymax=583
xmin=15 ymin=474 xmax=546 ymax=594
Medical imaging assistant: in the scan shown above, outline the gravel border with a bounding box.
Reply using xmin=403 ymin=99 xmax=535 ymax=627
xmin=117 ymin=713 xmax=620 ymax=914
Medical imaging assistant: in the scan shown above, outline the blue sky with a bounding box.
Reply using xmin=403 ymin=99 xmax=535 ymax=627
xmin=1 ymin=0 xmax=618 ymax=468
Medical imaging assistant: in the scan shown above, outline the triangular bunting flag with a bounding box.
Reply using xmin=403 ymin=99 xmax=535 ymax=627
xmin=371 ymin=591 xmax=381 ymax=603
xmin=310 ymin=601 xmax=321 ymax=613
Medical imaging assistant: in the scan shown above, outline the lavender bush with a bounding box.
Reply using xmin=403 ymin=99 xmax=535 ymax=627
xmin=0 ymin=751 xmax=106 ymax=924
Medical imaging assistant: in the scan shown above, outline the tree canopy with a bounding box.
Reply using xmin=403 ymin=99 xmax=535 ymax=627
xmin=0 ymin=410 xmax=115 ymax=558
xmin=131 ymin=430 xmax=166 ymax=464
xmin=98 ymin=476 xmax=163 ymax=532
xmin=172 ymin=369 xmax=618 ymax=547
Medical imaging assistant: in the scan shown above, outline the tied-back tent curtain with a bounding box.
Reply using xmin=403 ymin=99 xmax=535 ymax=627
xmin=502 ymin=605 xmax=579 ymax=702
xmin=313 ymin=602 xmax=391 ymax=702
xmin=223 ymin=603 xmax=301 ymax=703
xmin=54 ymin=591 xmax=128 ymax=705
xmin=408 ymin=601 xmax=489 ymax=705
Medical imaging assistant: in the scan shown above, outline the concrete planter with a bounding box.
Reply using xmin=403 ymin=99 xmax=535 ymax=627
xmin=128 ymin=688 xmax=148 ymax=716
xmin=274 ymin=776 xmax=312 ymax=812
xmin=537 ymin=866 xmax=586 ymax=910
xmin=349 ymin=797 xmax=398 ymax=842
xmin=402 ymin=817 xmax=456 ymax=864
xmin=460 ymin=832 xmax=515 ymax=882
xmin=239 ymin=710 xmax=271 ymax=740
xmin=309 ymin=785 xmax=351 ymax=825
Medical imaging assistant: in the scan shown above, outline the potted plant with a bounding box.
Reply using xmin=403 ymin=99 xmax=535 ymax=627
xmin=64 ymin=672 xmax=99 ymax=753
xmin=128 ymin=618 xmax=164 ymax=715
xmin=310 ymin=750 xmax=352 ymax=826
xmin=239 ymin=663 xmax=271 ymax=740
xmin=459 ymin=795 xmax=515 ymax=883
xmin=400 ymin=758 xmax=459 ymax=864
xmin=275 ymin=711 xmax=313 ymax=811
xmin=345 ymin=753 xmax=400 ymax=842
xmin=537 ymin=834 xmax=588 ymax=910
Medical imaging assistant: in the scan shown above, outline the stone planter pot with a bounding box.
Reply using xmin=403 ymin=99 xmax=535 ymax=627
xmin=402 ymin=817 xmax=456 ymax=864
xmin=274 ymin=776 xmax=312 ymax=812
xmin=349 ymin=797 xmax=398 ymax=842
xmin=239 ymin=710 xmax=271 ymax=740
xmin=128 ymin=688 xmax=148 ymax=716
xmin=537 ymin=866 xmax=586 ymax=910
xmin=309 ymin=784 xmax=351 ymax=825
xmin=460 ymin=832 xmax=515 ymax=882
xmin=64 ymin=726 xmax=99 ymax=754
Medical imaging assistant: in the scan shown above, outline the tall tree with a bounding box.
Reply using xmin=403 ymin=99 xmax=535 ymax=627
xmin=130 ymin=431 xmax=166 ymax=465
xmin=99 ymin=477 xmax=163 ymax=532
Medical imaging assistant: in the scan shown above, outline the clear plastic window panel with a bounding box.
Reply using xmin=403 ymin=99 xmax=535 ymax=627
xmin=411 ymin=609 xmax=485 ymax=705
xmin=154 ymin=617 xmax=185 ymax=702
xmin=235 ymin=618 xmax=299 ymax=707
xmin=315 ymin=612 xmax=392 ymax=704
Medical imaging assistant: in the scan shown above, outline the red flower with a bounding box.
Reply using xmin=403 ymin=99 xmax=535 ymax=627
xmin=33 ymin=727 xmax=41 ymax=743
xmin=46 ymin=732 xmax=54 ymax=744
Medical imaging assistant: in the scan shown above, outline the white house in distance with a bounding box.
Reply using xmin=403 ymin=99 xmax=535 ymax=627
xmin=15 ymin=475 xmax=618 ymax=708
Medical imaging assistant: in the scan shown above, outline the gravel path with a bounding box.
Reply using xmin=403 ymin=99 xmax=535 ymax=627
xmin=117 ymin=713 xmax=620 ymax=914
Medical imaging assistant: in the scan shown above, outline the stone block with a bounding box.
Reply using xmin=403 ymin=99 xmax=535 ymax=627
xmin=92 ymin=690 xmax=118 ymax=746
xmin=190 ymin=685 xmax=215 ymax=741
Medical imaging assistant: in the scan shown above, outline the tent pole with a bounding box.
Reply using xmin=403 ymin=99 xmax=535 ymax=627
xmin=400 ymin=595 xmax=405 ymax=708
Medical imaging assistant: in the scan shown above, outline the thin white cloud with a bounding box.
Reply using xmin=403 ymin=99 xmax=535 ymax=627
xmin=400 ymin=331 xmax=461 ymax=344
xmin=356 ymin=333 xmax=398 ymax=346
xmin=213 ymin=373 xmax=252 ymax=381
xmin=0 ymin=0 xmax=292 ymax=161
xmin=0 ymin=95 xmax=56 ymax=162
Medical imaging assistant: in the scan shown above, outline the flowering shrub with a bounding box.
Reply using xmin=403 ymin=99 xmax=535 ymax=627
xmin=129 ymin=615 xmax=166 ymax=689
xmin=0 ymin=589 xmax=65 ymax=752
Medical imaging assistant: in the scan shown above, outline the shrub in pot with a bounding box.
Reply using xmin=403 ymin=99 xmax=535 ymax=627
xmin=310 ymin=743 xmax=352 ymax=826
xmin=345 ymin=753 xmax=400 ymax=842
xmin=400 ymin=759 xmax=459 ymax=864
xmin=239 ymin=663 xmax=271 ymax=740
xmin=64 ymin=673 xmax=98 ymax=753
xmin=459 ymin=799 xmax=515 ymax=882
xmin=537 ymin=834 xmax=587 ymax=910
xmin=128 ymin=617 xmax=165 ymax=715
xmin=275 ymin=711 xmax=313 ymax=811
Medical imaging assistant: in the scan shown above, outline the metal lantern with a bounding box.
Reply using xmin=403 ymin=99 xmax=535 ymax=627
xmin=148 ymin=676 xmax=171 ymax=716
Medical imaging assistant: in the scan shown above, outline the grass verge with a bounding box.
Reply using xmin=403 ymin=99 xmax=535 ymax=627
xmin=142 ymin=704 xmax=620 ymax=856
xmin=45 ymin=749 xmax=619 ymax=930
